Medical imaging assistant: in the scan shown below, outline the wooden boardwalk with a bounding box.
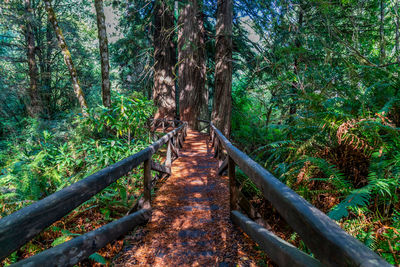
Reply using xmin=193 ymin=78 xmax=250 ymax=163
xmin=1 ymin=122 xmax=389 ymax=266
xmin=114 ymin=130 xmax=261 ymax=266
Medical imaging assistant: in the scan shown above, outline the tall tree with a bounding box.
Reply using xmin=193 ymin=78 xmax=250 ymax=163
xmin=153 ymin=0 xmax=176 ymax=119
xmin=380 ymin=0 xmax=385 ymax=63
xmin=94 ymin=0 xmax=111 ymax=108
xmin=289 ymin=4 xmax=303 ymax=125
xmin=211 ymin=0 xmax=233 ymax=137
xmin=43 ymin=0 xmax=88 ymax=116
xmin=24 ymin=0 xmax=43 ymax=117
xmin=178 ymin=0 xmax=207 ymax=129
xmin=395 ymin=0 xmax=399 ymax=64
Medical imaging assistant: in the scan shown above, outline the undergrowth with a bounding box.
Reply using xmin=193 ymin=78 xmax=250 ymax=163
xmin=231 ymin=87 xmax=400 ymax=265
xmin=0 ymin=92 xmax=156 ymax=265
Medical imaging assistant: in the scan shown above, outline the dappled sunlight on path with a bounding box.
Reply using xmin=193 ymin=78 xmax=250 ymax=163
xmin=114 ymin=130 xmax=262 ymax=266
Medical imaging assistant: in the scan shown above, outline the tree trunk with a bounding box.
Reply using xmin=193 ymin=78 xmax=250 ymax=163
xmin=178 ymin=0 xmax=207 ymax=130
xmin=94 ymin=0 xmax=111 ymax=108
xmin=395 ymin=0 xmax=399 ymax=64
xmin=153 ymin=0 xmax=176 ymax=120
xmin=24 ymin=0 xmax=43 ymax=117
xmin=43 ymin=0 xmax=88 ymax=116
xmin=44 ymin=19 xmax=53 ymax=116
xmin=289 ymin=6 xmax=303 ymax=125
xmin=380 ymin=0 xmax=385 ymax=63
xmin=211 ymin=0 xmax=233 ymax=137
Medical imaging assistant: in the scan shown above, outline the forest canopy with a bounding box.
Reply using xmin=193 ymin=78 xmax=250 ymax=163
xmin=0 ymin=0 xmax=400 ymax=265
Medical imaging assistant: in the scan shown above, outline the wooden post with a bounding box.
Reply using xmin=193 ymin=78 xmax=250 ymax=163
xmin=166 ymin=140 xmax=172 ymax=168
xmin=218 ymin=146 xmax=223 ymax=161
xmin=214 ymin=139 xmax=219 ymax=158
xmin=179 ymin=132 xmax=184 ymax=148
xmin=143 ymin=159 xmax=151 ymax=209
xmin=228 ymin=156 xmax=239 ymax=211
xmin=174 ymin=135 xmax=179 ymax=153
xmin=177 ymin=133 xmax=182 ymax=148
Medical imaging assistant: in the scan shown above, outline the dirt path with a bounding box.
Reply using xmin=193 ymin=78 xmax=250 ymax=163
xmin=114 ymin=130 xmax=262 ymax=266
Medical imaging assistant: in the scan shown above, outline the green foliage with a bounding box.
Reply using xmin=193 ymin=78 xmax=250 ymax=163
xmin=89 ymin=253 xmax=107 ymax=264
xmin=51 ymin=229 xmax=80 ymax=247
xmin=82 ymin=92 xmax=156 ymax=143
xmin=0 ymin=93 xmax=155 ymax=218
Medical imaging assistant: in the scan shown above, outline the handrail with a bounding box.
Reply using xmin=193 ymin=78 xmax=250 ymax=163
xmin=209 ymin=122 xmax=390 ymax=266
xmin=152 ymin=118 xmax=182 ymax=132
xmin=0 ymin=120 xmax=187 ymax=264
xmin=13 ymin=209 xmax=151 ymax=267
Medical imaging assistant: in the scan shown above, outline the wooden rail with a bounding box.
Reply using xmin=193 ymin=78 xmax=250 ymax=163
xmin=0 ymin=120 xmax=187 ymax=265
xmin=209 ymin=122 xmax=390 ymax=267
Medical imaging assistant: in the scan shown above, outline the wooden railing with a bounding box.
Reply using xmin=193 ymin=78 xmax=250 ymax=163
xmin=0 ymin=120 xmax=187 ymax=266
xmin=209 ymin=122 xmax=390 ymax=267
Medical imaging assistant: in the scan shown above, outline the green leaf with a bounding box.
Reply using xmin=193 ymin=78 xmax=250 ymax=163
xmin=89 ymin=253 xmax=107 ymax=264
xmin=51 ymin=235 xmax=70 ymax=247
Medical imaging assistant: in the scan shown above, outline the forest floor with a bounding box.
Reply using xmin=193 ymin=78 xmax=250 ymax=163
xmin=113 ymin=130 xmax=266 ymax=266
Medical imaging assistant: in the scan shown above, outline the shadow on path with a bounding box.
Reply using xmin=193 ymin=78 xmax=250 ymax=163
xmin=114 ymin=130 xmax=262 ymax=266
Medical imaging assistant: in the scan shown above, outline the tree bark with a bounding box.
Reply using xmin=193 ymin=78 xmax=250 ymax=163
xmin=43 ymin=0 xmax=88 ymax=116
xmin=211 ymin=0 xmax=233 ymax=137
xmin=44 ymin=19 xmax=53 ymax=115
xmin=153 ymin=0 xmax=176 ymax=120
xmin=24 ymin=0 xmax=43 ymax=117
xmin=289 ymin=6 xmax=303 ymax=125
xmin=94 ymin=0 xmax=111 ymax=108
xmin=395 ymin=0 xmax=399 ymax=64
xmin=379 ymin=0 xmax=385 ymax=63
xmin=178 ymin=0 xmax=208 ymax=130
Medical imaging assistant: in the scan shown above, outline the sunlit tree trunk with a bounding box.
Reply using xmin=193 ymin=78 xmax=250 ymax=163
xmin=153 ymin=0 xmax=176 ymax=119
xmin=94 ymin=0 xmax=111 ymax=108
xmin=212 ymin=0 xmax=233 ymax=137
xmin=178 ymin=0 xmax=207 ymax=129
xmin=24 ymin=0 xmax=42 ymax=117
xmin=395 ymin=0 xmax=399 ymax=64
xmin=43 ymin=0 xmax=88 ymax=116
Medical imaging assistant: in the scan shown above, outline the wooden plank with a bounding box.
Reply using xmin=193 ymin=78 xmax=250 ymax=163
xmin=231 ymin=211 xmax=321 ymax=267
xmin=218 ymin=157 xmax=228 ymax=175
xmin=0 ymin=122 xmax=186 ymax=260
xmin=211 ymin=123 xmax=389 ymax=266
xmin=13 ymin=209 xmax=151 ymax=267
xmin=142 ymin=159 xmax=151 ymax=209
xmin=151 ymin=160 xmax=171 ymax=175
xmin=170 ymin=141 xmax=179 ymax=157
xmin=0 ymin=148 xmax=150 ymax=261
xmin=228 ymin=156 xmax=239 ymax=211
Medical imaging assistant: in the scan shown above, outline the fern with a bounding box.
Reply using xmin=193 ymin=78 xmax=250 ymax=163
xmin=304 ymin=157 xmax=351 ymax=190
xmin=328 ymin=186 xmax=372 ymax=220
